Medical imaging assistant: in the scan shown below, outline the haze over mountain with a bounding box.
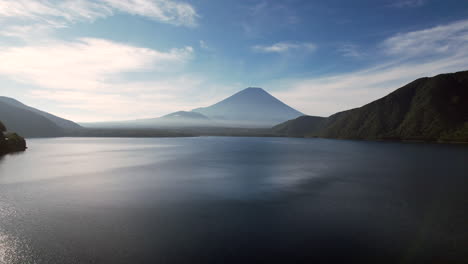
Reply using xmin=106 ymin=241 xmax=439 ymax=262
xmin=158 ymin=111 xmax=213 ymax=126
xmin=0 ymin=100 xmax=64 ymax=137
xmin=2 ymin=70 xmax=467 ymax=141
xmin=274 ymin=71 xmax=468 ymax=142
xmin=0 ymin=97 xmax=192 ymax=138
xmin=0 ymin=96 xmax=81 ymax=137
xmin=83 ymin=87 xmax=303 ymax=128
xmin=0 ymin=97 xmax=81 ymax=130
xmin=192 ymin=87 xmax=303 ymax=127
xmin=120 ymin=111 xmax=213 ymax=128
xmin=81 ymin=110 xmax=214 ymax=128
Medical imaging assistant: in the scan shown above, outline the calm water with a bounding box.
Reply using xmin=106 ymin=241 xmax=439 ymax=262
xmin=0 ymin=137 xmax=467 ymax=263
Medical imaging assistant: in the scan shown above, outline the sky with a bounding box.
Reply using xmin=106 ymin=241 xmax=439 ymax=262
xmin=0 ymin=0 xmax=467 ymax=122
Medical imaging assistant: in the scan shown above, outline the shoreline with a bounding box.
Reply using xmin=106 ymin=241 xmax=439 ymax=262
xmin=22 ymin=134 xmax=468 ymax=145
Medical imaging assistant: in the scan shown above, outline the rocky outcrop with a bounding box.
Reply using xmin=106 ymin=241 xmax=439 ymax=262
xmin=0 ymin=121 xmax=27 ymax=154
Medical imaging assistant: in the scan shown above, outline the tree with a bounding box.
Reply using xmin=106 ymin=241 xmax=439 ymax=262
xmin=0 ymin=121 xmax=6 ymax=133
xmin=6 ymin=133 xmax=26 ymax=151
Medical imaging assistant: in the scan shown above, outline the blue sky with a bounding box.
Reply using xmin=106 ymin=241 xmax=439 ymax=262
xmin=0 ymin=0 xmax=467 ymax=122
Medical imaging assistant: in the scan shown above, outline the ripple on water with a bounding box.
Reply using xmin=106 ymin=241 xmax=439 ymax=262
xmin=0 ymin=199 xmax=34 ymax=264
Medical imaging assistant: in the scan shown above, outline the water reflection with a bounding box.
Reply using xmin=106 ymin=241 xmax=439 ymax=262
xmin=0 ymin=137 xmax=466 ymax=263
xmin=0 ymin=196 xmax=32 ymax=264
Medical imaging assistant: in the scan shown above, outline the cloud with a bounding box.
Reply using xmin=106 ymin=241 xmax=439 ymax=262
xmin=0 ymin=38 xmax=193 ymax=91
xmin=0 ymin=38 xmax=202 ymax=121
xmin=390 ymin=0 xmax=426 ymax=8
xmin=252 ymin=42 xmax=316 ymax=54
xmin=27 ymin=76 xmax=220 ymax=122
xmin=0 ymin=0 xmax=202 ymax=121
xmin=102 ymin=0 xmax=198 ymax=27
xmin=25 ymin=74 xmax=232 ymax=122
xmin=382 ymin=19 xmax=468 ymax=58
xmin=0 ymin=0 xmax=199 ymax=29
xmin=270 ymin=20 xmax=468 ymax=116
xmin=338 ymin=44 xmax=364 ymax=58
xmin=0 ymin=24 xmax=56 ymax=40
xmin=0 ymin=0 xmax=111 ymax=25
xmin=241 ymin=1 xmax=300 ymax=38
xmin=199 ymin=40 xmax=208 ymax=50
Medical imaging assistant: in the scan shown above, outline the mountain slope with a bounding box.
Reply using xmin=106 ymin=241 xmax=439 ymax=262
xmin=151 ymin=111 xmax=212 ymax=127
xmin=84 ymin=87 xmax=303 ymax=129
xmin=0 ymin=96 xmax=81 ymax=130
xmin=272 ymin=116 xmax=326 ymax=137
xmin=192 ymin=87 xmax=303 ymax=127
xmin=273 ymin=70 xmax=468 ymax=142
xmin=161 ymin=111 xmax=209 ymax=120
xmin=81 ymin=111 xmax=213 ymax=128
xmin=0 ymin=101 xmax=65 ymax=137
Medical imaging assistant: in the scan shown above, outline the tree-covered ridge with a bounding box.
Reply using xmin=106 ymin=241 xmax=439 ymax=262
xmin=273 ymin=70 xmax=468 ymax=143
xmin=0 ymin=120 xmax=27 ymax=154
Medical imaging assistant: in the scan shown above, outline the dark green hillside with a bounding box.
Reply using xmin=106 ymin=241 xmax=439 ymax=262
xmin=272 ymin=116 xmax=325 ymax=137
xmin=0 ymin=121 xmax=26 ymax=154
xmin=273 ymin=70 xmax=468 ymax=142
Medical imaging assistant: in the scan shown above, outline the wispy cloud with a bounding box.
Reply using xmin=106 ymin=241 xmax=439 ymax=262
xmin=0 ymin=0 xmax=110 ymax=27
xmin=337 ymin=44 xmax=364 ymax=58
xmin=270 ymin=19 xmax=468 ymax=116
xmin=0 ymin=38 xmax=202 ymax=121
xmin=0 ymin=0 xmax=199 ymax=30
xmin=102 ymin=0 xmax=198 ymax=27
xmin=252 ymin=42 xmax=316 ymax=54
xmin=0 ymin=38 xmax=193 ymax=91
xmin=0 ymin=0 xmax=206 ymax=121
xmin=199 ymin=40 xmax=209 ymax=50
xmin=241 ymin=1 xmax=300 ymax=38
xmin=0 ymin=24 xmax=56 ymax=40
xmin=28 ymin=76 xmax=222 ymax=122
xmin=390 ymin=0 xmax=426 ymax=8
xmin=382 ymin=19 xmax=468 ymax=58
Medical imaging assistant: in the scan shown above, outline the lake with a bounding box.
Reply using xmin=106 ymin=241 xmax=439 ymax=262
xmin=0 ymin=137 xmax=467 ymax=263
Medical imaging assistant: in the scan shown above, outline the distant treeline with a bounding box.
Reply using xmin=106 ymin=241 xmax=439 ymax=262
xmin=67 ymin=127 xmax=276 ymax=138
xmin=68 ymin=128 xmax=195 ymax=138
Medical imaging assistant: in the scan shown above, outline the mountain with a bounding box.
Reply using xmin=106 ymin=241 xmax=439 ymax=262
xmin=273 ymin=70 xmax=468 ymax=143
xmin=81 ymin=111 xmax=213 ymax=128
xmin=159 ymin=111 xmax=212 ymax=126
xmin=0 ymin=96 xmax=81 ymax=130
xmin=161 ymin=111 xmax=209 ymax=120
xmin=0 ymin=101 xmax=63 ymax=137
xmin=273 ymin=116 xmax=326 ymax=137
xmin=192 ymin=87 xmax=303 ymax=127
xmin=83 ymin=87 xmax=302 ymax=129
xmin=0 ymin=97 xmax=82 ymax=137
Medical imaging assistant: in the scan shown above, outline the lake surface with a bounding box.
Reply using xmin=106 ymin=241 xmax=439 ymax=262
xmin=0 ymin=137 xmax=467 ymax=263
